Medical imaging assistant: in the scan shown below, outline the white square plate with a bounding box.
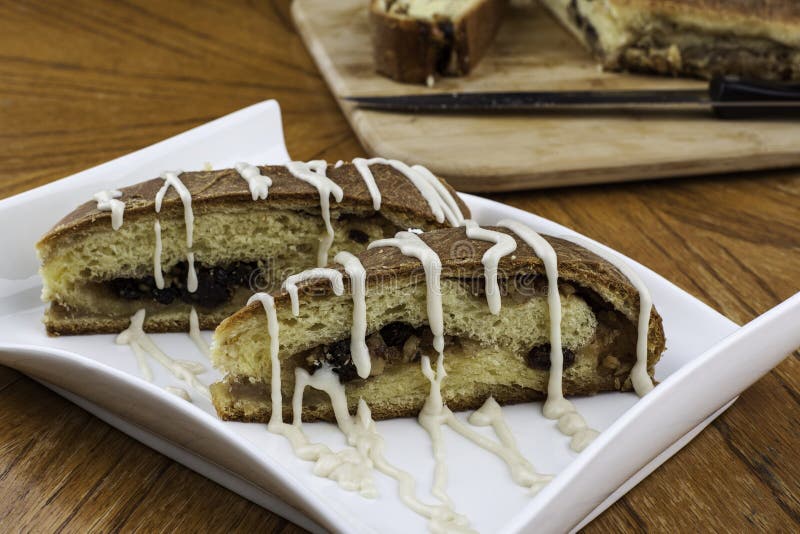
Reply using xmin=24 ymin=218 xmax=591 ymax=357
xmin=0 ymin=101 xmax=765 ymax=533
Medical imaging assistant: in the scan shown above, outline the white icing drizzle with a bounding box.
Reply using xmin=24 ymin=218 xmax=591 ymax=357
xmin=248 ymin=290 xmax=374 ymax=496
xmin=247 ymin=292 xmax=376 ymax=495
xmin=355 ymin=399 xmax=472 ymax=533
xmin=412 ymin=164 xmax=465 ymax=227
xmin=282 ymin=268 xmax=345 ymax=317
xmin=248 ymin=293 xmax=284 ymax=428
xmin=448 ymin=403 xmax=549 ymax=491
xmin=155 ymin=171 xmax=194 ymax=247
xmin=285 ymin=160 xmax=344 ymax=267
xmin=369 ymin=231 xmax=444 ymax=354
xmin=351 ymin=157 xmax=383 ymax=211
xmin=154 ymin=170 xmax=197 ymax=293
xmin=419 ymin=355 xmax=552 ymax=496
xmin=556 ymin=412 xmax=600 ymax=452
xmin=498 ymin=219 xmax=599 ymax=452
xmin=497 ymin=219 xmax=564 ymax=406
xmin=131 ymin=340 xmax=153 ymax=382
xmin=189 ymin=307 xmax=210 ymax=358
xmin=235 ymin=161 xmax=271 ymax=200
xmin=116 ymin=309 xmax=210 ymax=400
xmin=368 ymin=232 xmax=469 ymax=509
xmin=568 ymin=235 xmax=655 ymax=396
xmin=153 ymin=220 xmax=164 ymax=289
xmin=276 ymin=267 xmax=471 ymax=529
xmin=248 ymin=291 xmax=350 ymax=490
xmin=93 ymin=190 xmax=125 ymax=230
xmin=165 ymin=386 xmax=192 ymax=402
xmin=468 ymin=397 xmax=553 ymax=493
xmin=334 ymin=159 xmax=344 ymax=168
xmin=333 ymin=251 xmax=371 ymax=378
xmin=175 ymin=359 xmax=207 ymax=374
xmin=463 ymin=220 xmax=517 ymax=314
xmin=292 ymin=366 xmax=377 ymax=496
xmin=278 ymin=256 xmax=470 ymax=532
xmin=417 ymin=354 xmax=453 ymax=506
xmin=358 ymin=158 xmax=462 ymax=227
xmin=293 ymin=365 xmax=472 ymax=531
xmin=186 ymin=252 xmax=198 ymax=293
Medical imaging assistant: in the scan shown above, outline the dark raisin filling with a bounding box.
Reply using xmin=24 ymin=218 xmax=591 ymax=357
xmin=108 ymin=261 xmax=259 ymax=309
xmin=526 ymin=344 xmax=576 ymax=371
xmin=153 ymin=284 xmax=180 ymax=305
xmin=305 ymin=335 xmax=382 ymax=383
xmin=305 ymin=322 xmax=439 ymax=383
xmin=379 ymin=322 xmax=417 ymax=347
xmin=307 ymin=323 xmax=581 ymax=383
xmin=348 ymin=228 xmax=370 ymax=244
xmin=321 ymin=339 xmax=361 ymax=383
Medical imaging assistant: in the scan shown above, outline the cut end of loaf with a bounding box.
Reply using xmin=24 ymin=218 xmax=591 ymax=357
xmin=211 ymin=272 xmax=663 ymax=423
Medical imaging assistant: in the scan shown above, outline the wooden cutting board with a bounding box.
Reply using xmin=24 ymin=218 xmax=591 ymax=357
xmin=292 ymin=0 xmax=800 ymax=192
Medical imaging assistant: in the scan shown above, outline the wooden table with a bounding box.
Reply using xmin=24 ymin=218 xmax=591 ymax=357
xmin=1 ymin=1 xmax=798 ymax=532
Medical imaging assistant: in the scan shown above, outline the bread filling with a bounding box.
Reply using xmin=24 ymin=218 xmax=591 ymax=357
xmin=108 ymin=260 xmax=264 ymax=309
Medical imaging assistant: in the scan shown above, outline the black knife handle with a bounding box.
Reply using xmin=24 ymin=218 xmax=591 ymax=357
xmin=710 ymin=76 xmax=800 ymax=119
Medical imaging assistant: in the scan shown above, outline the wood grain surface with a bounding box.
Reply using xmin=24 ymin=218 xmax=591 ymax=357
xmin=0 ymin=0 xmax=798 ymax=532
xmin=291 ymin=0 xmax=800 ymax=193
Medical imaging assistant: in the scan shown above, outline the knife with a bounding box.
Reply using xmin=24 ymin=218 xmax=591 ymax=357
xmin=344 ymin=77 xmax=800 ymax=119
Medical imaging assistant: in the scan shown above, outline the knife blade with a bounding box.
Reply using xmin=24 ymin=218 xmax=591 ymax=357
xmin=344 ymin=77 xmax=800 ymax=119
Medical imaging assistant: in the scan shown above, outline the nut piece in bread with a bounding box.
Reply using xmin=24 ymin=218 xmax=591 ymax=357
xmin=370 ymin=0 xmax=507 ymax=83
xmin=210 ymin=226 xmax=665 ymax=423
xmin=37 ymin=162 xmax=469 ymax=335
xmin=541 ymin=0 xmax=800 ymax=80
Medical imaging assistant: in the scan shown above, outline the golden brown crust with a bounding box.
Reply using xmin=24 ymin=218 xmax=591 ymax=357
xmin=37 ymin=162 xmax=470 ymax=252
xmin=369 ymin=0 xmax=507 ymax=83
